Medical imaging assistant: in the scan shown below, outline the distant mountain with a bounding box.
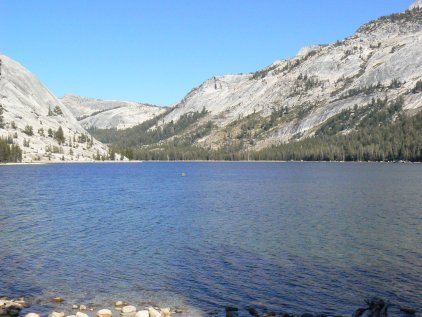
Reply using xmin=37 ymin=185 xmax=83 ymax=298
xmin=89 ymin=1 xmax=422 ymax=161
xmin=61 ymin=94 xmax=165 ymax=130
xmin=0 ymin=54 xmax=113 ymax=162
xmin=3 ymin=1 xmax=422 ymax=162
xmin=147 ymin=1 xmax=422 ymax=150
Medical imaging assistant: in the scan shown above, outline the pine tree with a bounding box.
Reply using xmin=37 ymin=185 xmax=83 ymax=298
xmin=54 ymin=126 xmax=65 ymax=144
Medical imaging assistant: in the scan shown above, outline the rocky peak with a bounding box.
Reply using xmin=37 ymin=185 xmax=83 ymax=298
xmin=410 ymin=0 xmax=422 ymax=10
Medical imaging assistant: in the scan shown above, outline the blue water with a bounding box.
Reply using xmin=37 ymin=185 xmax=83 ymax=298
xmin=0 ymin=163 xmax=421 ymax=315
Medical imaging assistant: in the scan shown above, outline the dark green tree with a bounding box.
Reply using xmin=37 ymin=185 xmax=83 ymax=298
xmin=0 ymin=105 xmax=4 ymax=129
xmin=23 ymin=125 xmax=33 ymax=136
xmin=54 ymin=126 xmax=65 ymax=144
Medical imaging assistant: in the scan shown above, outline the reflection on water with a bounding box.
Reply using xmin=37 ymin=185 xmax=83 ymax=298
xmin=0 ymin=162 xmax=421 ymax=314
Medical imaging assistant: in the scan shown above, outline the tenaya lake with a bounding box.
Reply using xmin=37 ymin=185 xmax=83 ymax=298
xmin=0 ymin=162 xmax=421 ymax=316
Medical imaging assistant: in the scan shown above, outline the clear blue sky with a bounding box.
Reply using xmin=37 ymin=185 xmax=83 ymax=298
xmin=0 ymin=0 xmax=415 ymax=106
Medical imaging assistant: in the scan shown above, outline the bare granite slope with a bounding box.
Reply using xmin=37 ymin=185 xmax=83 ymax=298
xmin=0 ymin=55 xmax=111 ymax=162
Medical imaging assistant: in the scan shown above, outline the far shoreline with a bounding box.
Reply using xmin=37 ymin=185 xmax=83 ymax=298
xmin=1 ymin=160 xmax=421 ymax=166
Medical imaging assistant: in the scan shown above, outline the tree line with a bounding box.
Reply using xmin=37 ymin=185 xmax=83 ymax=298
xmin=105 ymin=96 xmax=422 ymax=162
xmin=0 ymin=138 xmax=22 ymax=163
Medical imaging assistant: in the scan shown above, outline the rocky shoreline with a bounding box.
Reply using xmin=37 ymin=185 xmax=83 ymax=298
xmin=0 ymin=297 xmax=418 ymax=317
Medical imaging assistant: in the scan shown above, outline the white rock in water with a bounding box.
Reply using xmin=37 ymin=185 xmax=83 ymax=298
xmin=79 ymin=305 xmax=87 ymax=311
xmin=72 ymin=305 xmax=79 ymax=310
xmin=136 ymin=310 xmax=149 ymax=317
xmin=160 ymin=308 xmax=170 ymax=317
xmin=5 ymin=302 xmax=23 ymax=310
xmin=97 ymin=309 xmax=113 ymax=317
xmin=50 ymin=312 xmax=65 ymax=317
xmin=25 ymin=313 xmax=40 ymax=317
xmin=76 ymin=312 xmax=89 ymax=317
xmin=67 ymin=315 xmax=77 ymax=317
xmin=115 ymin=301 xmax=124 ymax=307
xmin=148 ymin=307 xmax=161 ymax=317
xmin=15 ymin=300 xmax=26 ymax=306
xmin=121 ymin=306 xmax=137 ymax=314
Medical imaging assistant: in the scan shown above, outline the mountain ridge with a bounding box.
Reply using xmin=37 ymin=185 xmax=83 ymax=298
xmin=2 ymin=2 xmax=422 ymax=162
xmin=60 ymin=94 xmax=165 ymax=130
xmin=87 ymin=2 xmax=422 ymax=161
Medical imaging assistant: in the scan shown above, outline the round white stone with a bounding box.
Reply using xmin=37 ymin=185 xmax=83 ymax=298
xmin=122 ymin=306 xmax=137 ymax=314
xmin=148 ymin=308 xmax=161 ymax=317
xmin=136 ymin=310 xmax=149 ymax=317
xmin=50 ymin=312 xmax=65 ymax=317
xmin=97 ymin=309 xmax=113 ymax=317
xmin=25 ymin=313 xmax=40 ymax=317
xmin=76 ymin=312 xmax=89 ymax=317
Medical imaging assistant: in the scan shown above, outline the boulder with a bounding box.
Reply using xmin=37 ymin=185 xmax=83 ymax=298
xmin=98 ymin=309 xmax=113 ymax=317
xmin=160 ymin=308 xmax=171 ymax=317
xmin=136 ymin=311 xmax=149 ymax=317
xmin=148 ymin=307 xmax=161 ymax=317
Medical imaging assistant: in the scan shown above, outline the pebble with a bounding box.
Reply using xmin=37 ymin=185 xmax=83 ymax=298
xmin=50 ymin=312 xmax=65 ymax=317
xmin=5 ymin=302 xmax=23 ymax=310
xmin=67 ymin=315 xmax=77 ymax=317
xmin=76 ymin=312 xmax=89 ymax=317
xmin=79 ymin=305 xmax=87 ymax=311
xmin=98 ymin=309 xmax=113 ymax=317
xmin=136 ymin=310 xmax=149 ymax=317
xmin=72 ymin=305 xmax=79 ymax=310
xmin=25 ymin=313 xmax=40 ymax=317
xmin=148 ymin=307 xmax=161 ymax=317
xmin=225 ymin=307 xmax=239 ymax=312
xmin=115 ymin=301 xmax=126 ymax=307
xmin=122 ymin=306 xmax=137 ymax=314
xmin=400 ymin=307 xmax=416 ymax=315
xmin=52 ymin=297 xmax=65 ymax=303
xmin=247 ymin=308 xmax=259 ymax=317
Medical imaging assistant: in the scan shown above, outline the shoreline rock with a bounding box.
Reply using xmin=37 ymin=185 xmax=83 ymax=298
xmin=0 ymin=296 xmax=418 ymax=317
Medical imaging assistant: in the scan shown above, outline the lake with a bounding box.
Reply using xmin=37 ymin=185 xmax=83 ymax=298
xmin=0 ymin=162 xmax=421 ymax=316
